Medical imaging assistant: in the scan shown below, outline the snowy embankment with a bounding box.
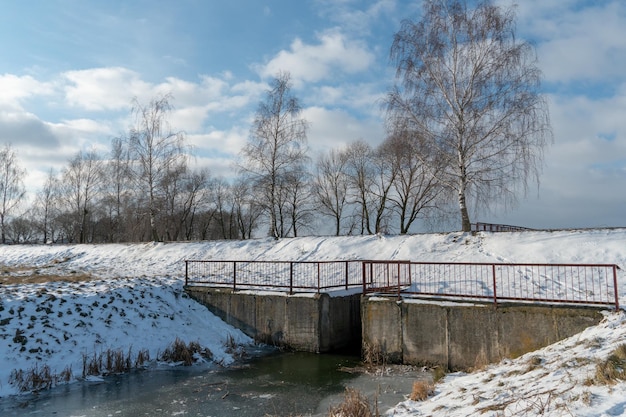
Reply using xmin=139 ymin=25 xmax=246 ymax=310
xmin=0 ymin=229 xmax=625 ymax=415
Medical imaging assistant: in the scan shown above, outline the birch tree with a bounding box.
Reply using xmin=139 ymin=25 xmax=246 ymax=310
xmin=386 ymin=0 xmax=552 ymax=231
xmin=240 ymin=72 xmax=309 ymax=238
xmin=128 ymin=93 xmax=187 ymax=241
xmin=0 ymin=144 xmax=26 ymax=243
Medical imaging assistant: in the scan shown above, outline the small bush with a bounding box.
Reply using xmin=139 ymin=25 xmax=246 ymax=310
xmin=410 ymin=380 xmax=434 ymax=401
xmin=328 ymin=388 xmax=377 ymax=417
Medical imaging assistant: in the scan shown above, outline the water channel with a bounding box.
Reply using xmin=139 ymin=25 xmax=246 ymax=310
xmin=0 ymin=350 xmax=429 ymax=416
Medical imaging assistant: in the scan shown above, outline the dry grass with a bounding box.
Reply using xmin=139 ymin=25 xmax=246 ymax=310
xmin=595 ymin=343 xmax=626 ymax=385
xmin=82 ymin=347 xmax=151 ymax=377
xmin=409 ymin=380 xmax=434 ymax=401
xmin=1 ymin=264 xmax=93 ymax=284
xmin=328 ymin=388 xmax=378 ymax=417
xmin=9 ymin=364 xmax=73 ymax=392
xmin=362 ymin=342 xmax=385 ymax=367
xmin=160 ymin=338 xmax=212 ymax=366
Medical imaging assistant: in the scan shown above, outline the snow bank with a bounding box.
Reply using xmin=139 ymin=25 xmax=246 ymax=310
xmin=0 ymin=229 xmax=625 ymax=413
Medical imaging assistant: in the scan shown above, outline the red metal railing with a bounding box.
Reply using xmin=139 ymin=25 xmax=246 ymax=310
xmin=185 ymin=260 xmax=620 ymax=310
xmin=185 ymin=260 xmax=364 ymax=294
xmin=362 ymin=261 xmax=619 ymax=310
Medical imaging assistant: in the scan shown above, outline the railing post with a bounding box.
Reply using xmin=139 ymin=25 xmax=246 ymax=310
xmin=362 ymin=262 xmax=367 ymax=294
xmin=397 ymin=262 xmax=401 ymax=300
xmin=492 ymin=264 xmax=497 ymax=307
xmin=289 ymin=262 xmax=294 ymax=295
xmin=233 ymin=261 xmax=237 ymax=291
xmin=185 ymin=260 xmax=189 ymax=286
xmin=613 ymin=264 xmax=620 ymax=311
xmin=345 ymin=261 xmax=349 ymax=291
xmin=317 ymin=262 xmax=321 ymax=293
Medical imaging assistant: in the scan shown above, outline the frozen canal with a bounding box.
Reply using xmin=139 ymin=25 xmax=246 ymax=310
xmin=0 ymin=351 xmax=427 ymax=416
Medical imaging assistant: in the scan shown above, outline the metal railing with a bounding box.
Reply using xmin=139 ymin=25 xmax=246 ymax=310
xmin=185 ymin=260 xmax=620 ymax=310
xmin=185 ymin=260 xmax=364 ymax=293
xmin=362 ymin=261 xmax=619 ymax=310
xmin=472 ymin=222 xmax=534 ymax=232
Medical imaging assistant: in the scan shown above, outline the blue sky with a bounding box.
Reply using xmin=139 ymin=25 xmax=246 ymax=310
xmin=0 ymin=0 xmax=625 ymax=230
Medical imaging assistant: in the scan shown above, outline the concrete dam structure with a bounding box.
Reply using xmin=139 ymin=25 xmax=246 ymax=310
xmin=185 ymin=287 xmax=605 ymax=370
xmin=184 ymin=287 xmax=362 ymax=353
xmin=184 ymin=259 xmax=617 ymax=370
xmin=361 ymin=297 xmax=604 ymax=370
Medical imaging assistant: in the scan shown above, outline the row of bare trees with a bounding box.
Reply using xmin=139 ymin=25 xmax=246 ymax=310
xmin=0 ymin=84 xmax=449 ymax=243
xmin=1 ymin=0 xmax=551 ymax=242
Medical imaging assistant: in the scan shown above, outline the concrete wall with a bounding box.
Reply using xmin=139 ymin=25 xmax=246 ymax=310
xmin=362 ymin=297 xmax=604 ymax=371
xmin=185 ymin=287 xmax=361 ymax=353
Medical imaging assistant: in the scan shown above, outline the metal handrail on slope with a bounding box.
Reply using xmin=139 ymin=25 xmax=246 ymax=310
xmin=184 ymin=259 xmax=620 ymax=310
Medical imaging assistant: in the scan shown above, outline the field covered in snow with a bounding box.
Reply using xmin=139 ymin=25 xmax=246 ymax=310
xmin=0 ymin=229 xmax=625 ymax=416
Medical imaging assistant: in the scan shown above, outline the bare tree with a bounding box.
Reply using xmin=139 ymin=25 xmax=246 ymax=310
xmin=232 ymin=177 xmax=263 ymax=239
xmin=128 ymin=93 xmax=187 ymax=241
xmin=240 ymin=72 xmax=309 ymax=238
xmin=284 ymin=166 xmax=313 ymax=237
xmin=32 ymin=169 xmax=60 ymax=243
xmin=381 ymin=131 xmax=444 ymax=234
xmin=0 ymin=144 xmax=26 ymax=243
xmin=313 ymin=149 xmax=350 ymax=236
xmin=179 ymin=168 xmax=211 ymax=241
xmin=160 ymin=158 xmax=189 ymax=241
xmin=59 ymin=149 xmax=104 ymax=243
xmin=369 ymin=146 xmax=397 ymax=234
xmin=387 ymin=0 xmax=552 ymax=231
xmin=344 ymin=140 xmax=376 ymax=234
xmin=100 ymin=137 xmax=134 ymax=242
xmin=210 ymin=176 xmax=238 ymax=239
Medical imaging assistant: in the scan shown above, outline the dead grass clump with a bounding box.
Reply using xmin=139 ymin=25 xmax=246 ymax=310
xmin=83 ymin=352 xmax=103 ymax=377
xmin=362 ymin=342 xmax=385 ymax=367
xmin=135 ymin=348 xmax=150 ymax=367
xmin=432 ymin=366 xmax=447 ymax=383
xmin=595 ymin=343 xmax=626 ymax=384
xmin=105 ymin=348 xmax=132 ymax=374
xmin=160 ymin=338 xmax=212 ymax=366
xmin=409 ymin=380 xmax=434 ymax=401
xmin=82 ymin=348 xmax=149 ymax=377
xmin=328 ymin=387 xmax=377 ymax=417
xmin=224 ymin=334 xmax=246 ymax=359
xmin=9 ymin=364 xmax=55 ymax=392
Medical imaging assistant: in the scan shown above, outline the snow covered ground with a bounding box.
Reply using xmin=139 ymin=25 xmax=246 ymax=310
xmin=0 ymin=229 xmax=625 ymax=416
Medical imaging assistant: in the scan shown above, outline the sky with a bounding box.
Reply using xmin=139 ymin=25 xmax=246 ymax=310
xmin=0 ymin=0 xmax=625 ymax=230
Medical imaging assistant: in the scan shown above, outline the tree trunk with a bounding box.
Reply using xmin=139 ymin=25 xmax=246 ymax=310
xmin=458 ymin=189 xmax=472 ymax=232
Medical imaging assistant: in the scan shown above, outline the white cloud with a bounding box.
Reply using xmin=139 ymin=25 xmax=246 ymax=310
xmin=303 ymin=106 xmax=385 ymax=152
xmin=309 ymin=83 xmax=386 ymax=117
xmin=499 ymin=1 xmax=626 ymax=85
xmin=187 ymin=127 xmax=248 ymax=160
xmin=63 ymin=67 xmax=152 ymax=111
xmin=256 ymin=29 xmax=375 ymax=85
xmin=0 ymin=74 xmax=55 ymax=106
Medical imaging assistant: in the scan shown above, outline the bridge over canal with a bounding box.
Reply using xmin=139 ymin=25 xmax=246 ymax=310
xmin=184 ymin=260 xmax=619 ymax=370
